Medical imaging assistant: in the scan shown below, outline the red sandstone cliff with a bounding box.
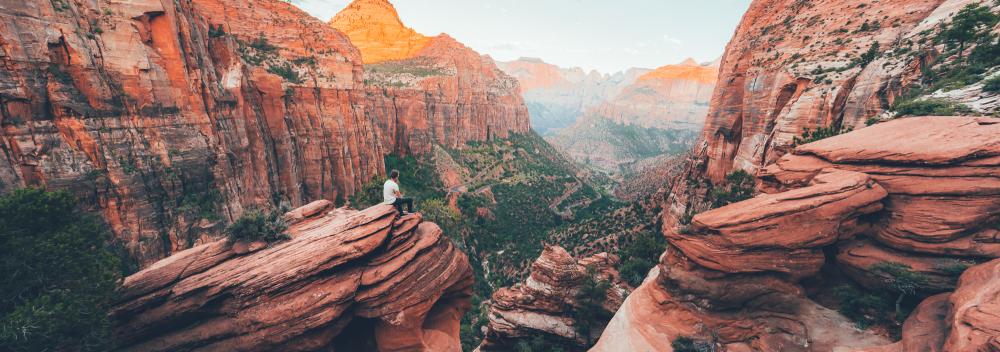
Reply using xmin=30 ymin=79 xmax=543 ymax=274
xmin=0 ymin=0 xmax=528 ymax=267
xmin=695 ymin=0 xmax=962 ymax=182
xmin=595 ymin=116 xmax=1000 ymax=351
xmin=0 ymin=0 xmax=383 ymax=266
xmin=112 ymin=202 xmax=474 ymax=351
xmin=332 ymin=0 xmax=531 ymax=155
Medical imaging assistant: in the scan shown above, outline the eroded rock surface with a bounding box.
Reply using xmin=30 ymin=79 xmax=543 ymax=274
xmin=478 ymin=246 xmax=628 ymax=351
xmin=112 ymin=204 xmax=473 ymax=352
xmin=597 ymin=116 xmax=1000 ymax=352
xmin=0 ymin=0 xmax=528 ymax=266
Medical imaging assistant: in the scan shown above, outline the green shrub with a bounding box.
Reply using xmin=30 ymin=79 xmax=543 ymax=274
xmin=983 ymin=76 xmax=1000 ymax=93
xmin=208 ymin=24 xmax=226 ymax=38
xmin=225 ymin=208 xmax=289 ymax=244
xmin=832 ymin=284 xmax=894 ymax=329
xmin=793 ymin=125 xmax=846 ymax=146
xmin=571 ymin=271 xmax=613 ymax=342
xmin=0 ymin=188 xmax=121 ymax=352
xmin=418 ymin=198 xmax=460 ymax=236
xmin=893 ymin=98 xmax=972 ymax=116
xmin=672 ymin=336 xmax=715 ymax=352
xmin=709 ymin=170 xmax=755 ymax=208
xmin=618 ymin=230 xmax=667 ymax=286
xmin=267 ymin=63 xmax=302 ymax=84
xmin=871 ymin=262 xmax=930 ymax=322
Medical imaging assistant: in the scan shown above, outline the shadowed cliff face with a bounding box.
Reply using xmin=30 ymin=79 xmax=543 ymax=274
xmin=0 ymin=0 xmax=383 ymax=267
xmin=697 ymin=0 xmax=952 ymax=182
xmin=0 ymin=0 xmax=528 ymax=267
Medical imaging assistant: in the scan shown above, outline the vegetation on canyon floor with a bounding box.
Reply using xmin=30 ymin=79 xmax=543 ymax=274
xmin=0 ymin=189 xmax=122 ymax=352
xmin=348 ymin=132 xmax=666 ymax=350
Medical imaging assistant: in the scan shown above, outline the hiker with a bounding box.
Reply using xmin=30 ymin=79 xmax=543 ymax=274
xmin=383 ymin=170 xmax=414 ymax=214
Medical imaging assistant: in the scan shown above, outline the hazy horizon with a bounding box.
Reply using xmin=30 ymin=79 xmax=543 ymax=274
xmin=291 ymin=0 xmax=752 ymax=74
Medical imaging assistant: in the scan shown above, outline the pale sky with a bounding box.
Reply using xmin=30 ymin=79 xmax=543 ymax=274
xmin=292 ymin=0 xmax=753 ymax=74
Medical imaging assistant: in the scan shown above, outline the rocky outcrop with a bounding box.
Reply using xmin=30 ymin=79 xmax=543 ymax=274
xmin=111 ymin=203 xmax=473 ymax=352
xmin=694 ymin=0 xmax=963 ymax=183
xmin=0 ymin=0 xmax=384 ymax=266
xmin=332 ymin=0 xmax=531 ymax=155
xmin=477 ymin=246 xmax=628 ymax=351
xmin=597 ymin=116 xmax=1000 ymax=351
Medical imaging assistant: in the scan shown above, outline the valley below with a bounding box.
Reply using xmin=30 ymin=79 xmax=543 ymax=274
xmin=1 ymin=0 xmax=999 ymax=351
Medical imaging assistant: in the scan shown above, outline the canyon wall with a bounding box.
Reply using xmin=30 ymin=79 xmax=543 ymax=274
xmin=0 ymin=0 xmax=383 ymax=266
xmin=546 ymin=59 xmax=716 ymax=173
xmin=497 ymin=58 xmax=650 ymax=135
xmin=332 ymin=0 xmax=531 ymax=156
xmin=694 ymin=0 xmax=967 ymax=182
xmin=112 ymin=202 xmax=474 ymax=351
xmin=0 ymin=0 xmax=528 ymax=266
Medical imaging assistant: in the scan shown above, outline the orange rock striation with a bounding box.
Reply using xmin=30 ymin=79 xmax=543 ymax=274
xmin=329 ymin=0 xmax=431 ymax=64
xmin=111 ymin=202 xmax=473 ymax=352
xmin=596 ymin=116 xmax=1000 ymax=352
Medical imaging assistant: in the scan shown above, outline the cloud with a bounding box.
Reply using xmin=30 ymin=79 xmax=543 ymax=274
xmin=662 ymin=34 xmax=683 ymax=46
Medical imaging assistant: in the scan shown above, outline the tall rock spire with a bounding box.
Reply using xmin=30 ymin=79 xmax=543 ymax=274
xmin=330 ymin=0 xmax=431 ymax=63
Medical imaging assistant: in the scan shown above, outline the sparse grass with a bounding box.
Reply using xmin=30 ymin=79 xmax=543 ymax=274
xmin=983 ymin=76 xmax=1000 ymax=93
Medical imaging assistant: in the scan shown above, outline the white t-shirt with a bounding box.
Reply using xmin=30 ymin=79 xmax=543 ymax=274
xmin=383 ymin=180 xmax=399 ymax=204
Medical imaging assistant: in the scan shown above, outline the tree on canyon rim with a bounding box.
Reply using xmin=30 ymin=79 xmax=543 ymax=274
xmin=0 ymin=188 xmax=121 ymax=352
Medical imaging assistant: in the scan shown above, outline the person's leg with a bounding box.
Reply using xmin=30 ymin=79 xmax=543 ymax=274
xmin=404 ymin=198 xmax=414 ymax=213
xmin=393 ymin=198 xmax=404 ymax=214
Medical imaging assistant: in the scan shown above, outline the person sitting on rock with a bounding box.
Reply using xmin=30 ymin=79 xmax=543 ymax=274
xmin=383 ymin=169 xmax=414 ymax=215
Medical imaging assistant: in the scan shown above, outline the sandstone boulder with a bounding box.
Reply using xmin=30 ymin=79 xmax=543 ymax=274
xmin=673 ymin=169 xmax=886 ymax=279
xmin=763 ymin=116 xmax=1000 ymax=258
xmin=477 ymin=246 xmax=628 ymax=351
xmin=111 ymin=204 xmax=473 ymax=351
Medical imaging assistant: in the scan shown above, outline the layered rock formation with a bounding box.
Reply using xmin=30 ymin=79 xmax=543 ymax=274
xmin=329 ymin=0 xmax=430 ymax=64
xmin=694 ymin=0 xmax=964 ymax=182
xmin=497 ymin=58 xmax=651 ymax=135
xmin=596 ymin=116 xmax=1000 ymax=351
xmin=478 ymin=246 xmax=628 ymax=351
xmin=0 ymin=0 xmax=528 ymax=266
xmin=0 ymin=0 xmax=384 ymax=266
xmin=332 ymin=0 xmax=531 ymax=155
xmin=111 ymin=203 xmax=473 ymax=352
xmin=546 ymin=59 xmax=716 ymax=174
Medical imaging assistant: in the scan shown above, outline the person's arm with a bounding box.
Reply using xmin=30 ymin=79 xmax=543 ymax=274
xmin=394 ymin=184 xmax=403 ymax=197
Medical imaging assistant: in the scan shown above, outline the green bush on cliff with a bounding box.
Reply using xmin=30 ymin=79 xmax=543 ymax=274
xmin=417 ymin=198 xmax=461 ymax=239
xmin=893 ymin=98 xmax=972 ymax=116
xmin=571 ymin=270 xmax=613 ymax=342
xmin=225 ymin=208 xmax=290 ymax=244
xmin=0 ymin=188 xmax=121 ymax=352
xmin=708 ymin=170 xmax=755 ymax=208
xmin=618 ymin=229 xmax=667 ymax=286
xmin=672 ymin=335 xmax=716 ymax=352
xmin=793 ymin=125 xmax=846 ymax=146
xmin=983 ymin=76 xmax=1000 ymax=93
